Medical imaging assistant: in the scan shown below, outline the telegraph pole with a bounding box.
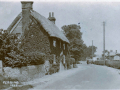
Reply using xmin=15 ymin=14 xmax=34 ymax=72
xmin=92 ymin=40 xmax=93 ymax=60
xmin=103 ymin=21 xmax=105 ymax=64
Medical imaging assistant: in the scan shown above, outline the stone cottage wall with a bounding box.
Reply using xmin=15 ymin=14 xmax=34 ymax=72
xmin=22 ymin=18 xmax=51 ymax=55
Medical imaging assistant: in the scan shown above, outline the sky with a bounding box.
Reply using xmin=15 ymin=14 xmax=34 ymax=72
xmin=0 ymin=0 xmax=120 ymax=55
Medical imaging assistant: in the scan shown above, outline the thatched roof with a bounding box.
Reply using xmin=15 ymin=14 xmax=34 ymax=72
xmin=109 ymin=52 xmax=116 ymax=56
xmin=7 ymin=13 xmax=22 ymax=33
xmin=7 ymin=10 xmax=69 ymax=43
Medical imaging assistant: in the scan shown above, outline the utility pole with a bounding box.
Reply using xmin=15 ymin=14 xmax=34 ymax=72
xmin=103 ymin=21 xmax=105 ymax=64
xmin=92 ymin=40 xmax=93 ymax=60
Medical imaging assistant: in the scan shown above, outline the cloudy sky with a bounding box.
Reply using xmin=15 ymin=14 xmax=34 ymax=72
xmin=0 ymin=0 xmax=120 ymax=55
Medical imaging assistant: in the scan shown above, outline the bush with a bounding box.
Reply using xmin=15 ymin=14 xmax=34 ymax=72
xmin=70 ymin=58 xmax=75 ymax=65
xmin=49 ymin=67 xmax=55 ymax=75
xmin=4 ymin=52 xmax=46 ymax=67
xmin=67 ymin=65 xmax=72 ymax=69
xmin=66 ymin=55 xmax=75 ymax=69
xmin=73 ymin=64 xmax=78 ymax=68
xmin=48 ymin=64 xmax=59 ymax=75
xmin=76 ymin=61 xmax=80 ymax=64
xmin=24 ymin=52 xmax=45 ymax=65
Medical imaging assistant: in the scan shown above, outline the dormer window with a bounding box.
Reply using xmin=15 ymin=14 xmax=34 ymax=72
xmin=63 ymin=43 xmax=65 ymax=50
xmin=53 ymin=39 xmax=56 ymax=47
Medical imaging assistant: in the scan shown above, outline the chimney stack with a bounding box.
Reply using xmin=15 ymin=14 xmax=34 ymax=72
xmin=48 ymin=12 xmax=56 ymax=24
xmin=116 ymin=50 xmax=117 ymax=53
xmin=21 ymin=1 xmax=33 ymax=9
xmin=21 ymin=1 xmax=33 ymax=35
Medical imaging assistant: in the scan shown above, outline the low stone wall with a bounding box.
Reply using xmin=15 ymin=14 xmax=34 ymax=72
xmin=4 ymin=64 xmax=45 ymax=82
xmin=94 ymin=60 xmax=120 ymax=69
xmin=94 ymin=60 xmax=104 ymax=65
xmin=105 ymin=60 xmax=120 ymax=69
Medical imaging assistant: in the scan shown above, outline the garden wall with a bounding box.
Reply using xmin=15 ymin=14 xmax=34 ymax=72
xmin=105 ymin=60 xmax=120 ymax=69
xmin=3 ymin=64 xmax=45 ymax=82
xmin=94 ymin=60 xmax=104 ymax=65
xmin=94 ymin=60 xmax=120 ymax=69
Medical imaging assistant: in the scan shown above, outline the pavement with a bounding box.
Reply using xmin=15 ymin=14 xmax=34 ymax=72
xmin=28 ymin=61 xmax=120 ymax=90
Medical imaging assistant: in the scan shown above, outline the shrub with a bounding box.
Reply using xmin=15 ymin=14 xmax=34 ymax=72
xmin=49 ymin=67 xmax=55 ymax=75
xmin=24 ymin=52 xmax=45 ymax=65
xmin=66 ymin=55 xmax=75 ymax=69
xmin=48 ymin=64 xmax=59 ymax=75
xmin=73 ymin=64 xmax=78 ymax=68
xmin=4 ymin=51 xmax=46 ymax=67
xmin=67 ymin=65 xmax=72 ymax=69
xmin=76 ymin=61 xmax=80 ymax=64
xmin=70 ymin=58 xmax=75 ymax=65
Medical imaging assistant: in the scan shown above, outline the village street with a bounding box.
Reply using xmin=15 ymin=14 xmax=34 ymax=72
xmin=27 ymin=61 xmax=120 ymax=90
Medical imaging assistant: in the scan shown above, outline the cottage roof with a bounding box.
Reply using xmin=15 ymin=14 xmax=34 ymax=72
xmin=116 ymin=53 xmax=120 ymax=55
xmin=7 ymin=10 xmax=69 ymax=43
xmin=109 ymin=52 xmax=116 ymax=56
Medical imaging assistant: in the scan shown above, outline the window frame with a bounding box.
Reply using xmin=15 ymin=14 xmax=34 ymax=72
xmin=53 ymin=39 xmax=56 ymax=47
xmin=63 ymin=43 xmax=65 ymax=50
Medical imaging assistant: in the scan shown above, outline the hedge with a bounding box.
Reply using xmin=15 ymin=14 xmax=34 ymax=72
xmin=4 ymin=51 xmax=46 ymax=68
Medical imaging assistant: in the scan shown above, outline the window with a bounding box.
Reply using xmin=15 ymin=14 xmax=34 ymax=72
xmin=60 ymin=41 xmax=61 ymax=48
xmin=53 ymin=40 xmax=56 ymax=47
xmin=63 ymin=43 xmax=65 ymax=50
xmin=16 ymin=33 xmax=21 ymax=39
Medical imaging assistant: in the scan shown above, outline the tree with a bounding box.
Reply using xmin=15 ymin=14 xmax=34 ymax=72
xmin=62 ymin=24 xmax=83 ymax=62
xmin=62 ymin=24 xmax=97 ymax=61
xmin=85 ymin=45 xmax=97 ymax=59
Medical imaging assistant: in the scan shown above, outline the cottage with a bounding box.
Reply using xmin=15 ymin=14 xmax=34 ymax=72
xmin=7 ymin=1 xmax=69 ymax=67
xmin=114 ymin=53 xmax=120 ymax=60
xmin=106 ymin=50 xmax=120 ymax=60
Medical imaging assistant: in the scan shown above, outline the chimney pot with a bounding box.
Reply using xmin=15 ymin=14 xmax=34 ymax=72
xmin=21 ymin=1 xmax=33 ymax=9
xmin=52 ymin=12 xmax=54 ymax=17
xmin=48 ymin=12 xmax=56 ymax=24
xmin=49 ymin=12 xmax=51 ymax=17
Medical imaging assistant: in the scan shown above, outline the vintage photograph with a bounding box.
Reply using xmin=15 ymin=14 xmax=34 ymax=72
xmin=0 ymin=0 xmax=120 ymax=89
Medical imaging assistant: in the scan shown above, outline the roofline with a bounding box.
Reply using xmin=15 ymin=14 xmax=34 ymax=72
xmin=50 ymin=36 xmax=69 ymax=44
xmin=30 ymin=12 xmax=69 ymax=43
xmin=10 ymin=17 xmax=22 ymax=34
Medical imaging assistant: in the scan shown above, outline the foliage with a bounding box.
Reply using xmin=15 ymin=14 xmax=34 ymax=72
xmin=65 ymin=55 xmax=75 ymax=69
xmin=73 ymin=64 xmax=78 ymax=68
xmin=62 ymin=24 xmax=97 ymax=61
xmin=84 ymin=45 xmax=97 ymax=59
xmin=0 ymin=31 xmax=45 ymax=67
xmin=24 ymin=52 xmax=45 ymax=65
xmin=49 ymin=64 xmax=59 ymax=75
xmin=62 ymin=24 xmax=83 ymax=62
xmin=3 ymin=51 xmax=45 ymax=68
xmin=76 ymin=61 xmax=80 ymax=64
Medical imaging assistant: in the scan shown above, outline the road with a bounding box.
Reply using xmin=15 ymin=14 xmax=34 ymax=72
xmin=30 ymin=61 xmax=120 ymax=90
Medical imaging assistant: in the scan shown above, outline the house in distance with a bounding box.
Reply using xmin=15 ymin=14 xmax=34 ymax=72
xmin=7 ymin=1 xmax=69 ymax=70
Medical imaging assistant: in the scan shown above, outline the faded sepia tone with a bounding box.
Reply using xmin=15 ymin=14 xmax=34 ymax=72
xmin=0 ymin=0 xmax=120 ymax=90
